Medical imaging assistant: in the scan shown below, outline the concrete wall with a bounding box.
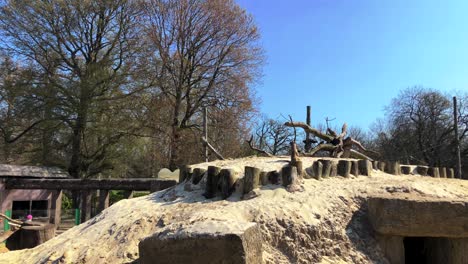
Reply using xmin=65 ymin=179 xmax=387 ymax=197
xmin=425 ymin=238 xmax=468 ymax=264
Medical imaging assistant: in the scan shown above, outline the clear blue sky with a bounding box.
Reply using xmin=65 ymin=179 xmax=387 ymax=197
xmin=237 ymin=0 xmax=468 ymax=129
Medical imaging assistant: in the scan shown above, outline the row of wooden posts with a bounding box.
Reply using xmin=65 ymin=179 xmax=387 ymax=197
xmin=179 ymin=159 xmax=457 ymax=200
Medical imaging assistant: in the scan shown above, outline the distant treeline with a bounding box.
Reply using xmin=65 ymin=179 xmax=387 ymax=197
xmin=252 ymin=87 xmax=468 ymax=177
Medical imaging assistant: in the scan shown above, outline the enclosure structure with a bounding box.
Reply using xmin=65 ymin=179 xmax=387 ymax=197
xmin=0 ymin=165 xmax=67 ymax=226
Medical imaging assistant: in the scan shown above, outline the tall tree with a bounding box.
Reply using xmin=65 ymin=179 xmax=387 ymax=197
xmin=144 ymin=0 xmax=263 ymax=169
xmin=0 ymin=0 xmax=148 ymax=178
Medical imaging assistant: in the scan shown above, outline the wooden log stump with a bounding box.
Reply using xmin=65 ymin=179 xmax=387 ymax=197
xmin=312 ymin=161 xmax=323 ymax=180
xmin=385 ymin=162 xmax=400 ymax=175
xmin=267 ymin=171 xmax=280 ymax=184
xmin=337 ymin=160 xmax=352 ymax=178
xmin=219 ymin=169 xmax=238 ymax=199
xmin=372 ymin=161 xmax=379 ymax=170
xmin=281 ymin=165 xmax=301 ymax=192
xmin=319 ymin=159 xmax=332 ymax=178
xmin=358 ymin=160 xmax=373 ymax=176
xmin=281 ymin=165 xmax=293 ymax=187
xmin=351 ymin=160 xmax=359 ymax=176
xmin=244 ymin=166 xmax=261 ymax=194
xmin=400 ymin=166 xmax=411 ymax=175
xmin=416 ymin=166 xmax=428 ymax=176
xmin=179 ymin=165 xmax=193 ymax=183
xmin=428 ymin=167 xmax=440 ymax=178
xmin=260 ymin=171 xmax=269 ymax=185
xmin=204 ymin=166 xmax=221 ymax=198
xmin=330 ymin=160 xmax=338 ymax=177
xmin=447 ymin=168 xmax=455 ymax=178
xmin=80 ymin=190 xmax=92 ymax=223
xmin=192 ymin=168 xmax=207 ymax=185
xmin=439 ymin=167 xmax=447 ymax=178
xmin=378 ymin=161 xmax=386 ymax=172
xmin=6 ymin=223 xmax=55 ymax=250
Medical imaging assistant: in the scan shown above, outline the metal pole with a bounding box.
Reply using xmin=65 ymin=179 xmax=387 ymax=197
xmin=453 ymin=97 xmax=463 ymax=179
xmin=203 ymin=107 xmax=208 ymax=162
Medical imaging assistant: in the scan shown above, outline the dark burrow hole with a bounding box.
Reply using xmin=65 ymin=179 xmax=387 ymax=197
xmin=404 ymin=237 xmax=427 ymax=264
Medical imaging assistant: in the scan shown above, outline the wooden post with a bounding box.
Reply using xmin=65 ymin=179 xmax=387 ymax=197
xmin=453 ymin=97 xmax=463 ymax=179
xmin=219 ymin=169 xmax=238 ymax=199
xmin=428 ymin=167 xmax=440 ymax=178
xmin=416 ymin=166 xmax=428 ymax=176
xmin=372 ymin=161 xmax=379 ymax=170
xmin=319 ymin=159 xmax=332 ymax=178
xmin=378 ymin=161 xmax=386 ymax=172
xmin=260 ymin=171 xmax=269 ymax=185
xmin=244 ymin=166 xmax=261 ymax=193
xmin=337 ymin=160 xmax=351 ymax=178
xmin=313 ymin=161 xmax=323 ymax=180
xmin=124 ymin=190 xmax=134 ymax=199
xmin=97 ymin=190 xmax=109 ymax=213
xmin=385 ymin=161 xmax=400 ymax=175
xmin=304 ymin=106 xmax=312 ymax=153
xmin=179 ymin=165 xmax=193 ymax=183
xmin=448 ymin=168 xmax=455 ymax=178
xmin=50 ymin=190 xmax=62 ymax=226
xmin=203 ymin=107 xmax=208 ymax=162
xmin=439 ymin=167 xmax=447 ymax=178
xmin=80 ymin=190 xmax=92 ymax=223
xmin=192 ymin=168 xmax=207 ymax=185
xmin=204 ymin=166 xmax=221 ymax=198
xmin=400 ymin=166 xmax=411 ymax=175
xmin=351 ymin=160 xmax=359 ymax=176
xmin=358 ymin=160 xmax=373 ymax=176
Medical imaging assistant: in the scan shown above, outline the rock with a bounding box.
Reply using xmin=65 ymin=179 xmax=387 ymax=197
xmin=139 ymin=221 xmax=263 ymax=264
xmin=368 ymin=196 xmax=468 ymax=237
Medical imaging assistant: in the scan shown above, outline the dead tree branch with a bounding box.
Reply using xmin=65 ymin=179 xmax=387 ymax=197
xmin=246 ymin=135 xmax=273 ymax=157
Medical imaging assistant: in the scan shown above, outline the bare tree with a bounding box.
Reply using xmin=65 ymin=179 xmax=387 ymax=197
xmin=143 ymin=0 xmax=263 ymax=169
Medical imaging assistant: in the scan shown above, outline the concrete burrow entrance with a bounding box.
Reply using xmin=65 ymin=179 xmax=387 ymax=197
xmin=368 ymin=196 xmax=468 ymax=264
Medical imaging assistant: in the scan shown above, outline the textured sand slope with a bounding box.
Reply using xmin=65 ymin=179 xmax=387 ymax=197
xmin=1 ymin=157 xmax=467 ymax=264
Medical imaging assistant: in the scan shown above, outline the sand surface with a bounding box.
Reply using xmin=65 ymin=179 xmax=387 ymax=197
xmin=1 ymin=156 xmax=467 ymax=264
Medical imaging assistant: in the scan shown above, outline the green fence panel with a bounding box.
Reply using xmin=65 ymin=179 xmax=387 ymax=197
xmin=74 ymin=208 xmax=81 ymax=225
xmin=3 ymin=210 xmax=11 ymax=231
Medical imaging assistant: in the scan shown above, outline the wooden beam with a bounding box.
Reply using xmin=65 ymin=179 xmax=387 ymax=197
xmin=201 ymin=137 xmax=224 ymax=160
xmin=4 ymin=178 xmax=177 ymax=191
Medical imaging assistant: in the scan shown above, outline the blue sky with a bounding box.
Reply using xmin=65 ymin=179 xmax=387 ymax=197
xmin=237 ymin=0 xmax=468 ymax=129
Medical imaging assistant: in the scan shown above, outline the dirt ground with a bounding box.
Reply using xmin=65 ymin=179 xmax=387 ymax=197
xmin=0 ymin=156 xmax=467 ymax=264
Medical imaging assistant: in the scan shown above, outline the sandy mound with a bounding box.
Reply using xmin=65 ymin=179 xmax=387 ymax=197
xmin=1 ymin=156 xmax=467 ymax=264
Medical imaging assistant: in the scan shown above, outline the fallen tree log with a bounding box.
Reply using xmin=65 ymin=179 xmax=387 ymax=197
xmin=285 ymin=120 xmax=378 ymax=160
